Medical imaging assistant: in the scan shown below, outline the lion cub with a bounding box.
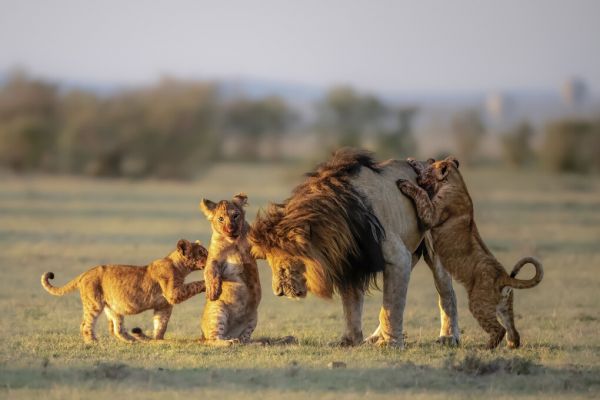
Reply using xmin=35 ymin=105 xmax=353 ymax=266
xmin=199 ymin=193 xmax=261 ymax=346
xmin=397 ymin=157 xmax=543 ymax=349
xmin=41 ymin=239 xmax=208 ymax=343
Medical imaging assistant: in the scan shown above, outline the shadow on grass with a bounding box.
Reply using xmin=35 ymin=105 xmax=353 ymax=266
xmin=1 ymin=359 xmax=599 ymax=395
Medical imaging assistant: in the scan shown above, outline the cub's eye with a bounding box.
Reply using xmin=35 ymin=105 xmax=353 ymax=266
xmin=218 ymin=216 xmax=224 ymax=222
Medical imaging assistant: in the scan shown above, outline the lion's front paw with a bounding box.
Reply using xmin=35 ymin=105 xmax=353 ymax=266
xmin=437 ymin=335 xmax=459 ymax=347
xmin=364 ymin=332 xmax=405 ymax=348
xmin=330 ymin=333 xmax=362 ymax=347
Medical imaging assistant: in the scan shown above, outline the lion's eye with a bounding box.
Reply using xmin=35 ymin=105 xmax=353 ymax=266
xmin=218 ymin=216 xmax=224 ymax=222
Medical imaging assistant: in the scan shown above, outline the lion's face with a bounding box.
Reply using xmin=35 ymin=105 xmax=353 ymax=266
xmin=417 ymin=156 xmax=460 ymax=197
xmin=266 ymin=252 xmax=307 ymax=298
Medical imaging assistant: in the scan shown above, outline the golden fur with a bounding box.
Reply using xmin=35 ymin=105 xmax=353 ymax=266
xmin=249 ymin=150 xmax=386 ymax=299
xmin=199 ymin=194 xmax=261 ymax=345
xmin=397 ymin=157 xmax=543 ymax=349
xmin=41 ymin=239 xmax=207 ymax=343
xmin=248 ymin=148 xmax=461 ymax=347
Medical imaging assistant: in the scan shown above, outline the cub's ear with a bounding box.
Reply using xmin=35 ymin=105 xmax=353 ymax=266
xmin=232 ymin=193 xmax=248 ymax=208
xmin=200 ymin=199 xmax=217 ymax=219
xmin=435 ymin=164 xmax=450 ymax=181
xmin=177 ymin=239 xmax=192 ymax=256
xmin=426 ymin=158 xmax=436 ymax=165
xmin=445 ymin=156 xmax=459 ymax=168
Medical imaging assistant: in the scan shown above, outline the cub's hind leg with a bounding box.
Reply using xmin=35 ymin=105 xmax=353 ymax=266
xmin=201 ymin=303 xmax=238 ymax=346
xmin=497 ymin=287 xmax=520 ymax=349
xmin=239 ymin=312 xmax=258 ymax=344
xmin=79 ymin=287 xmax=103 ymax=343
xmin=469 ymin=292 xmax=506 ymax=349
xmin=104 ymin=307 xmax=135 ymax=343
xmin=153 ymin=306 xmax=173 ymax=340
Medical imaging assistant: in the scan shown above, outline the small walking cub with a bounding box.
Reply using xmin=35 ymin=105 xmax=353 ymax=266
xmin=41 ymin=239 xmax=208 ymax=343
xmin=397 ymin=157 xmax=543 ymax=349
xmin=199 ymin=193 xmax=261 ymax=346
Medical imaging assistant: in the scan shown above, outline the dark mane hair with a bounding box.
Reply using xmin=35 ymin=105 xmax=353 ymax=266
xmin=250 ymin=148 xmax=386 ymax=298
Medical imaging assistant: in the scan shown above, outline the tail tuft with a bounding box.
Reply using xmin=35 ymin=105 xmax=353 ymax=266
xmin=47 ymin=272 xmax=55 ymax=280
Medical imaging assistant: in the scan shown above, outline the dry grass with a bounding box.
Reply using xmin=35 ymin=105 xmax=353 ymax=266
xmin=0 ymin=164 xmax=599 ymax=399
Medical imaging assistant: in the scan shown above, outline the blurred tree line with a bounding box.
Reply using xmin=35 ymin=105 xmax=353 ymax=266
xmin=0 ymin=70 xmax=598 ymax=177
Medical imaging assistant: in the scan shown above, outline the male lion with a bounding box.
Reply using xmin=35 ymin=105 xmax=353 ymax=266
xmin=397 ymin=157 xmax=543 ymax=349
xmin=199 ymin=194 xmax=261 ymax=345
xmin=41 ymin=239 xmax=207 ymax=343
xmin=249 ymin=148 xmax=460 ymax=347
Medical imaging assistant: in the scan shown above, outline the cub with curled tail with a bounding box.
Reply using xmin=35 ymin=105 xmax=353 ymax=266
xmin=397 ymin=157 xmax=543 ymax=349
xmin=41 ymin=239 xmax=208 ymax=343
xmin=199 ymin=193 xmax=261 ymax=346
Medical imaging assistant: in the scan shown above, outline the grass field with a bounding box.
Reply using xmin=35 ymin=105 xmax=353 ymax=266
xmin=1 ymin=163 xmax=599 ymax=399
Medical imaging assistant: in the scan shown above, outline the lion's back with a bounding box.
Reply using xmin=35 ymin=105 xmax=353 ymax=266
xmin=351 ymin=159 xmax=423 ymax=253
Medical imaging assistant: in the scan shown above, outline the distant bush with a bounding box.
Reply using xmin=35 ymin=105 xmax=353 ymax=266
xmin=500 ymin=121 xmax=535 ymax=167
xmin=451 ymin=109 xmax=486 ymax=165
xmin=0 ymin=70 xmax=59 ymax=171
xmin=541 ymin=118 xmax=600 ymax=173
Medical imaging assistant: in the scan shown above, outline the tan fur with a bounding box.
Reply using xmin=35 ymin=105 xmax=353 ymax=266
xmin=199 ymin=194 xmax=261 ymax=346
xmin=249 ymin=148 xmax=461 ymax=347
xmin=397 ymin=157 xmax=543 ymax=349
xmin=41 ymin=239 xmax=208 ymax=343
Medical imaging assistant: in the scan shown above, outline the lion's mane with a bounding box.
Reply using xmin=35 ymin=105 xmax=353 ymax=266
xmin=249 ymin=148 xmax=386 ymax=298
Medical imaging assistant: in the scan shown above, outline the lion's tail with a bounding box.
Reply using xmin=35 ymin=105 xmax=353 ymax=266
xmin=41 ymin=272 xmax=80 ymax=296
xmin=502 ymin=257 xmax=543 ymax=289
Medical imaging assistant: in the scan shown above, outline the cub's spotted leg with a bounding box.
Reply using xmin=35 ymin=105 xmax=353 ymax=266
xmin=239 ymin=313 xmax=258 ymax=344
xmin=153 ymin=306 xmax=173 ymax=340
xmin=107 ymin=319 xmax=115 ymax=337
xmin=80 ymin=291 xmax=103 ymax=343
xmin=104 ymin=307 xmax=135 ymax=343
xmin=469 ymin=293 xmax=506 ymax=349
xmin=202 ymin=303 xmax=237 ymax=346
xmin=80 ymin=307 xmax=102 ymax=344
xmin=497 ymin=287 xmax=520 ymax=349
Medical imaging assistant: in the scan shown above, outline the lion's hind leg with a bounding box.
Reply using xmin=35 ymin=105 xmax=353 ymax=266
xmin=497 ymin=287 xmax=520 ymax=349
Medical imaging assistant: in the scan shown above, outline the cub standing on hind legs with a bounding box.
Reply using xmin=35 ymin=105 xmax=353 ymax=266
xmin=41 ymin=239 xmax=208 ymax=343
xmin=397 ymin=157 xmax=543 ymax=349
xmin=199 ymin=193 xmax=261 ymax=346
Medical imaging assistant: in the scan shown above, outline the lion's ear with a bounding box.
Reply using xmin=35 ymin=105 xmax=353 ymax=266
xmin=200 ymin=199 xmax=217 ymax=220
xmin=445 ymin=156 xmax=459 ymax=168
xmin=427 ymin=158 xmax=436 ymax=165
xmin=232 ymin=193 xmax=248 ymax=208
xmin=177 ymin=239 xmax=192 ymax=256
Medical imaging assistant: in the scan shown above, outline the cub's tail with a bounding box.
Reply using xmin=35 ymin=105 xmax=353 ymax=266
xmin=502 ymin=257 xmax=543 ymax=289
xmin=41 ymin=272 xmax=80 ymax=296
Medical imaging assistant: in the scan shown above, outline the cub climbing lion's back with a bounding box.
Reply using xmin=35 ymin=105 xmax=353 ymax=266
xmin=41 ymin=239 xmax=208 ymax=343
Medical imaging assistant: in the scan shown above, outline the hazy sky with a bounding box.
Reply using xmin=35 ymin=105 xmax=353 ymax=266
xmin=1 ymin=0 xmax=599 ymax=94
